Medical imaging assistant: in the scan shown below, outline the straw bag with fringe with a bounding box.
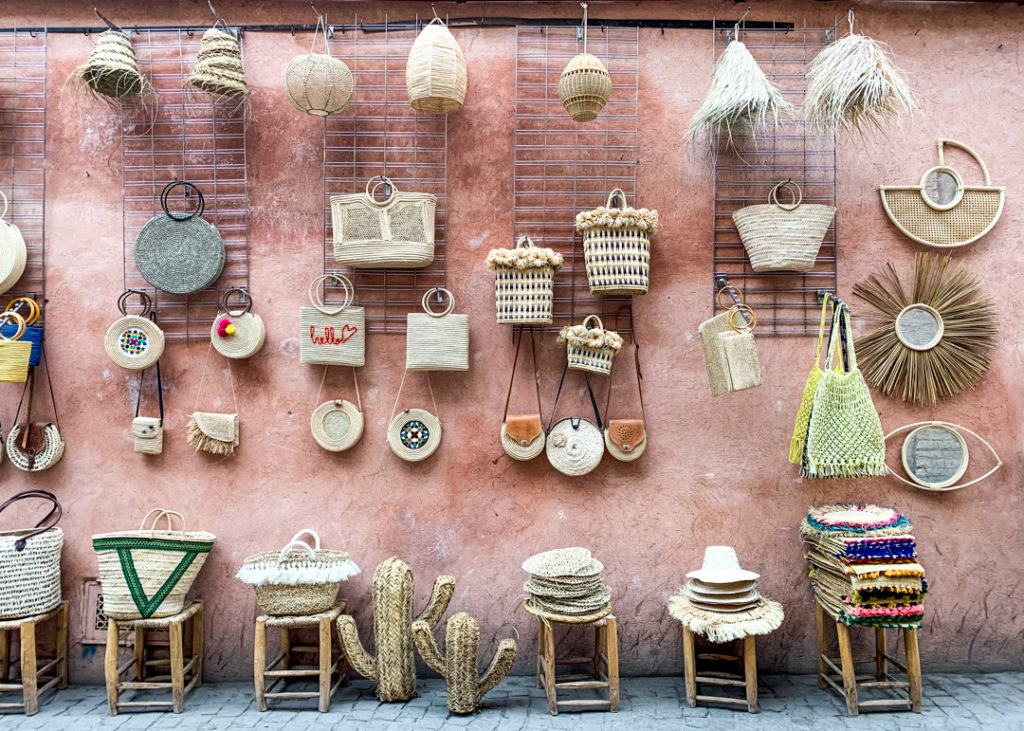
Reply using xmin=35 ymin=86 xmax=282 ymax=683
xmin=187 ymin=342 xmax=239 ymax=457
xmin=300 ymin=274 xmax=365 ymax=367
xmin=0 ymin=490 xmax=63 ymax=620
xmin=2 ymin=298 xmax=43 ymax=367
xmin=604 ymin=334 xmax=646 ymax=462
xmin=105 ymin=290 xmax=165 ymax=371
xmin=406 ymin=15 xmax=466 ymax=115
xmin=486 ymin=236 xmax=563 ymax=325
xmin=331 ymin=176 xmax=436 ymax=268
xmin=238 ymin=529 xmax=360 ymax=616
xmin=501 ymin=327 xmax=545 ymax=462
xmin=92 ymin=509 xmax=215 ymax=620
xmin=880 ymin=139 xmax=1004 ymax=249
xmin=789 ymin=296 xmax=834 ymax=465
xmin=731 ymin=181 xmax=835 ymax=272
xmin=211 ymin=288 xmax=265 ymax=360
xmin=0 ymin=311 xmax=30 ymax=384
xmin=546 ymin=364 xmax=604 ymax=477
xmin=803 ymin=306 xmax=887 ymax=479
xmin=133 ymin=361 xmax=163 ymax=456
xmin=388 ymin=371 xmax=442 ymax=462
xmin=558 ymin=5 xmax=611 ymax=123
xmin=187 ymin=22 xmax=249 ymax=100
xmin=286 ymin=15 xmax=353 ymax=116
xmin=558 ymin=315 xmax=623 ymax=376
xmin=7 ymin=348 xmax=64 ymax=473
xmin=576 ymin=189 xmax=660 ymax=294
xmin=310 ymin=365 xmax=364 ymax=453
xmin=406 ymin=288 xmax=468 ymax=372
xmin=0 ymin=192 xmax=27 ymax=296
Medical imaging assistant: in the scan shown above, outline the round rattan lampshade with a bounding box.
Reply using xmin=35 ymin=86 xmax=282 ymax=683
xmin=559 ymin=53 xmax=611 ymax=123
xmin=187 ymin=26 xmax=249 ymax=98
xmin=286 ymin=53 xmax=353 ymax=116
xmin=311 ymin=399 xmax=364 ymax=452
xmin=79 ymin=30 xmax=147 ymax=99
xmin=406 ymin=18 xmax=466 ymax=115
xmin=134 ymin=215 xmax=225 ymax=295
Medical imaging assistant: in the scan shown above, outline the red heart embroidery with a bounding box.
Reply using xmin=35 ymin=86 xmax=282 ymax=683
xmin=339 ymin=324 xmax=358 ymax=343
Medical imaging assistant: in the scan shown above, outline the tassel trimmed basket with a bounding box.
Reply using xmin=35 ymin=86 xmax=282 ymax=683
xmin=486 ymin=236 xmax=563 ymax=324
xmin=577 ymin=189 xmax=660 ymax=294
xmin=558 ymin=315 xmax=623 ymax=375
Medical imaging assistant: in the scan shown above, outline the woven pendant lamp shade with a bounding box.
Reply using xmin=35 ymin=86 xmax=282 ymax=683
xmin=559 ymin=53 xmax=611 ymax=123
xmin=187 ymin=26 xmax=249 ymax=99
xmin=286 ymin=18 xmax=353 ymax=116
xmin=406 ymin=17 xmax=467 ymax=115
xmin=77 ymin=30 xmax=147 ymax=99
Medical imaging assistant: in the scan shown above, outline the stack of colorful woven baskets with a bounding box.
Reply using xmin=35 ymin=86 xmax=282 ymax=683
xmin=801 ymin=504 xmax=926 ymax=629
xmin=522 ymin=547 xmax=610 ymax=617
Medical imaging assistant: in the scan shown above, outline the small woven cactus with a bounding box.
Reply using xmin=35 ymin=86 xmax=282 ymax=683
xmin=336 ymin=556 xmax=454 ymax=702
xmin=412 ymin=612 xmax=517 ymax=714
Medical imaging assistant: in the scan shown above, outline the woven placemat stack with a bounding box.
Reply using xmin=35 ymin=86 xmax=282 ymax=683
xmin=522 ymin=547 xmax=610 ymax=617
xmin=801 ymin=504 xmax=926 ymax=629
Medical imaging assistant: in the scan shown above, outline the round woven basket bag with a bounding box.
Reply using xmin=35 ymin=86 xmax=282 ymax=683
xmin=104 ymin=291 xmax=165 ymax=370
xmin=406 ymin=17 xmax=467 ymax=114
xmin=6 ymin=424 xmax=64 ymax=473
xmin=210 ymin=288 xmax=265 ymax=359
xmin=731 ymin=181 xmax=836 ymax=273
xmin=134 ymin=181 xmax=225 ymax=295
xmin=388 ymin=408 xmax=442 ymax=462
xmin=286 ymin=17 xmax=353 ymax=116
xmin=311 ymin=399 xmax=364 ymax=452
xmin=546 ymin=417 xmax=604 ymax=476
xmin=501 ymin=423 xmax=545 ymax=461
xmin=0 ymin=192 xmax=27 ymax=296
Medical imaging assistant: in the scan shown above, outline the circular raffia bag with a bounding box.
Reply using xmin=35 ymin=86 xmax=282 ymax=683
xmin=311 ymin=366 xmax=364 ymax=453
xmin=187 ymin=23 xmax=249 ymax=99
xmin=545 ymin=365 xmax=604 ymax=476
xmin=731 ymin=181 xmax=836 ymax=273
xmin=406 ymin=16 xmax=467 ymax=115
xmin=105 ymin=291 xmax=165 ymax=370
xmin=210 ymin=288 xmax=265 ymax=359
xmin=0 ymin=192 xmax=27 ymax=296
xmin=387 ymin=372 xmax=442 ymax=462
xmin=286 ymin=17 xmax=353 ymax=116
xmin=7 ymin=348 xmax=65 ymax=473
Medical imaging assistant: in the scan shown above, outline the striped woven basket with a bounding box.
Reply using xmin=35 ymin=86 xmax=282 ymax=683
xmin=557 ymin=315 xmax=623 ymax=376
xmin=0 ymin=490 xmax=63 ymax=620
xmin=577 ymin=189 xmax=659 ymax=295
xmin=486 ymin=236 xmax=563 ymax=324
xmin=405 ymin=288 xmax=468 ymax=371
xmin=731 ymin=181 xmax=835 ymax=273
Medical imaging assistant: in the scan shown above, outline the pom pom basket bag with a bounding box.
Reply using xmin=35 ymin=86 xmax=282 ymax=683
xmin=210 ymin=287 xmax=266 ymax=360
xmin=486 ymin=236 xmax=562 ymax=325
xmin=104 ymin=290 xmax=165 ymax=371
xmin=300 ymin=274 xmax=365 ymax=367
xmin=406 ymin=16 xmax=467 ymax=115
xmin=558 ymin=315 xmax=623 ymax=376
xmin=0 ymin=191 xmax=27 ymax=296
xmin=331 ymin=176 xmax=436 ymax=268
xmin=731 ymin=181 xmax=836 ymax=272
xmin=405 ymin=288 xmax=469 ymax=371
xmin=577 ymin=189 xmax=660 ymax=295
xmin=0 ymin=490 xmax=63 ymax=620
xmin=92 ymin=509 xmax=215 ymax=620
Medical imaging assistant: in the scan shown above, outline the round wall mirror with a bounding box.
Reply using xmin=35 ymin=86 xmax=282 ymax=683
xmin=901 ymin=424 xmax=969 ymax=489
xmin=920 ymin=166 xmax=963 ymax=210
xmin=895 ymin=304 xmax=944 ymax=351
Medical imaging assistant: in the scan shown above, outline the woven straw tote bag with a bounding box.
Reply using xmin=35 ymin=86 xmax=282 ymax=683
xmin=545 ymin=364 xmax=605 ymax=476
xmin=731 ymin=181 xmax=836 ymax=272
xmin=803 ymin=307 xmax=887 ymax=479
xmin=501 ymin=328 xmax=545 ymax=461
xmin=237 ymin=529 xmax=361 ymax=616
xmin=286 ymin=16 xmax=353 ymax=116
xmin=577 ymin=189 xmax=660 ymax=295
xmin=7 ymin=347 xmax=64 ymax=473
xmin=311 ymin=365 xmax=364 ymax=452
xmin=789 ymin=296 xmax=834 ymax=464
xmin=2 ymin=297 xmax=43 ymax=367
xmin=211 ymin=288 xmax=266 ymax=360
xmin=105 ymin=290 xmax=165 ymax=370
xmin=0 ymin=192 xmax=27 ymax=296
xmin=603 ymin=338 xmax=647 ymax=462
xmin=558 ymin=315 xmax=623 ymax=376
xmin=406 ymin=16 xmax=467 ymax=115
xmin=133 ymin=361 xmax=163 ymax=455
xmin=558 ymin=5 xmax=610 ymax=122
xmin=92 ymin=509 xmax=215 ymax=620
xmin=388 ymin=371 xmax=442 ymax=462
xmin=300 ymin=274 xmax=365 ymax=367
xmin=486 ymin=236 xmax=563 ymax=325
xmin=880 ymin=139 xmax=1004 ymax=249
xmin=0 ymin=490 xmax=63 ymax=620
xmin=331 ymin=176 xmax=436 ymax=268
xmin=0 ymin=311 xmax=30 ymax=383
xmin=134 ymin=181 xmax=225 ymax=295
xmin=406 ymin=288 xmax=469 ymax=371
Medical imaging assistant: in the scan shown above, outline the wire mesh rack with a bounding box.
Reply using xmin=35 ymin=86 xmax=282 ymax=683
xmin=323 ymin=15 xmax=447 ymax=334
xmin=711 ymin=23 xmax=838 ymax=336
xmin=513 ymin=23 xmax=639 ymax=338
xmin=120 ymin=29 xmax=249 ymax=343
xmin=0 ymin=28 xmax=46 ymax=319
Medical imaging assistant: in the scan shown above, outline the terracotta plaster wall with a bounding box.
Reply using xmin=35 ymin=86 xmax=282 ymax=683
xmin=0 ymin=1 xmax=1020 ymax=681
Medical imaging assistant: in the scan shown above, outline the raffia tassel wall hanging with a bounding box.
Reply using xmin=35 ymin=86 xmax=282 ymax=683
xmin=286 ymin=15 xmax=353 ymax=116
xmin=558 ymin=3 xmax=612 ymax=123
xmin=406 ymin=15 xmax=467 ymax=115
xmin=853 ymin=253 xmax=997 ymax=405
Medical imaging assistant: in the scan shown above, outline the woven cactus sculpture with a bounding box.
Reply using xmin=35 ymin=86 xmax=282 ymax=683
xmin=412 ymin=612 xmax=518 ymax=714
xmin=336 ymin=556 xmax=455 ymax=702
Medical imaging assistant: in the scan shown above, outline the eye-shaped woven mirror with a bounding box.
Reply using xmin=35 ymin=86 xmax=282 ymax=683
xmin=885 ymin=421 xmax=1002 ymax=492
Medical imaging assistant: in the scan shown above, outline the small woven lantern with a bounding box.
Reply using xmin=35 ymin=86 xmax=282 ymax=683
xmin=558 ymin=4 xmax=611 ymax=123
xmin=406 ymin=16 xmax=467 ymax=115
xmin=285 ymin=16 xmax=353 ymax=116
xmin=74 ymin=29 xmax=148 ymax=100
xmin=187 ymin=24 xmax=249 ymax=99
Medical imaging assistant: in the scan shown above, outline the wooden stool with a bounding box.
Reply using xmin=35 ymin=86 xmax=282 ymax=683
xmin=681 ymin=628 xmax=758 ymax=712
xmin=104 ymin=600 xmax=203 ymax=715
xmin=525 ymin=601 xmax=619 ymax=715
xmin=254 ymin=601 xmax=349 ymax=712
xmin=0 ymin=601 xmax=69 ymax=716
xmin=815 ymin=600 xmax=922 ymax=715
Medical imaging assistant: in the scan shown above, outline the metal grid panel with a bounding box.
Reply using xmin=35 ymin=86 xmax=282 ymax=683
xmin=121 ymin=30 xmax=249 ymax=342
xmin=0 ymin=29 xmax=46 ymax=317
xmin=711 ymin=24 xmax=838 ymax=336
xmin=323 ymin=16 xmax=447 ymax=334
xmin=514 ymin=24 xmax=638 ymax=337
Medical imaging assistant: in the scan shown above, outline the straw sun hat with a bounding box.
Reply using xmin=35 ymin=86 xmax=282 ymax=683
xmin=685 ymin=546 xmax=759 ymax=584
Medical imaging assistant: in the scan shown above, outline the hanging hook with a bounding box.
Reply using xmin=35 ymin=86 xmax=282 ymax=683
xmin=94 ymin=8 xmax=123 ymax=33
xmin=208 ymin=0 xmax=227 ymax=28
xmin=309 ymin=0 xmax=321 ymax=18
xmin=432 ymin=4 xmax=439 ymax=20
xmin=733 ymin=6 xmax=751 ymax=41
xmin=847 ymin=9 xmax=855 ymax=34
xmin=580 ymin=2 xmax=589 ymax=52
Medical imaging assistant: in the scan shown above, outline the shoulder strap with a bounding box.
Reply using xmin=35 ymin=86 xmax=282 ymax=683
xmin=136 ymin=360 xmax=165 ymax=423
xmin=502 ymin=327 xmax=543 ymax=422
xmin=604 ymin=333 xmax=646 ymax=426
xmin=548 ymin=362 xmax=602 ymax=432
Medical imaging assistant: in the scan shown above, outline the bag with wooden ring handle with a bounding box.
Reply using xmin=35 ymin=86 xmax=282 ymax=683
xmin=104 ymin=290 xmax=165 ymax=371
xmin=211 ymin=288 xmax=265 ymax=360
xmin=300 ymin=274 xmax=365 ymax=367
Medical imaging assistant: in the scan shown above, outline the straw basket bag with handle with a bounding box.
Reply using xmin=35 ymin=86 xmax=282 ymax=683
xmin=731 ymin=181 xmax=835 ymax=273
xmin=105 ymin=290 xmax=165 ymax=371
xmin=546 ymin=363 xmax=604 ymax=476
xmin=0 ymin=192 xmax=27 ymax=296
xmin=577 ymin=189 xmax=660 ymax=294
xmin=486 ymin=236 xmax=563 ymax=325
xmin=300 ymin=274 xmax=365 ymax=367
xmin=388 ymin=371 xmax=442 ymax=462
xmin=211 ymin=288 xmax=265 ymax=360
xmin=0 ymin=311 xmax=30 ymax=383
xmin=880 ymin=139 xmax=1005 ymax=248
xmin=558 ymin=4 xmax=611 ymax=123
xmin=92 ymin=510 xmax=215 ymax=620
xmin=2 ymin=298 xmax=43 ymax=367
xmin=406 ymin=288 xmax=468 ymax=371
xmin=133 ymin=361 xmax=163 ymax=455
xmin=286 ymin=15 xmax=353 ymax=116
xmin=604 ymin=336 xmax=647 ymax=462
xmin=7 ymin=352 xmax=64 ymax=473
xmin=237 ymin=529 xmax=361 ymax=616
xmin=406 ymin=16 xmax=467 ymax=115
xmin=501 ymin=328 xmax=545 ymax=461
xmin=0 ymin=490 xmax=63 ymax=620
xmin=331 ymin=176 xmax=436 ymax=268
xmin=557 ymin=315 xmax=623 ymax=376
xmin=310 ymin=365 xmax=364 ymax=453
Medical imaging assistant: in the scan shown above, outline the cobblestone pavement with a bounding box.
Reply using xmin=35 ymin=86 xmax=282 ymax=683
xmin=7 ymin=673 xmax=1021 ymax=729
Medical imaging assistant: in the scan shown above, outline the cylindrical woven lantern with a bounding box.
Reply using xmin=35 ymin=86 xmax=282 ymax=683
xmin=286 ymin=18 xmax=353 ymax=116
xmin=406 ymin=17 xmax=467 ymax=115
xmin=187 ymin=25 xmax=249 ymax=98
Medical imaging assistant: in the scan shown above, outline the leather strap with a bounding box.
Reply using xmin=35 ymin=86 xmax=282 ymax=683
xmin=548 ymin=361 xmax=602 ymax=432
xmin=604 ymin=323 xmax=646 ymax=426
xmin=502 ymin=326 xmax=543 ymax=423
xmin=0 ymin=490 xmax=62 ymax=551
xmin=136 ymin=360 xmax=164 ymax=423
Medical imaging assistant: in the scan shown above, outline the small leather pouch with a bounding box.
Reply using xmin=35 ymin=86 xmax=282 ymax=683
xmin=607 ymin=418 xmax=645 ymax=452
xmin=505 ymin=414 xmax=542 ymax=447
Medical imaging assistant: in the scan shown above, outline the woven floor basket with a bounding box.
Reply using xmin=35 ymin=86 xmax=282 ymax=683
xmin=187 ymin=26 xmax=249 ymax=98
xmin=331 ymin=177 xmax=436 ymax=268
xmin=487 ymin=236 xmax=562 ymax=324
xmin=731 ymin=182 xmax=835 ymax=273
xmin=578 ymin=189 xmax=659 ymax=294
xmin=0 ymin=194 xmax=27 ymax=295
xmin=406 ymin=288 xmax=468 ymax=371
xmin=406 ymin=17 xmax=467 ymax=115
xmin=93 ymin=510 xmax=215 ymax=620
xmin=0 ymin=491 xmax=63 ymax=620
xmin=559 ymin=53 xmax=611 ymax=123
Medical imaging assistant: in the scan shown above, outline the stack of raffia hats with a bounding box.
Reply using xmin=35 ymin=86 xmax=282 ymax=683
xmin=522 ymin=547 xmax=610 ymax=617
xmin=801 ymin=504 xmax=926 ymax=629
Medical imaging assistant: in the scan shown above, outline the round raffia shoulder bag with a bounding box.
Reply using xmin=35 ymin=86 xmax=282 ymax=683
xmin=545 ymin=363 xmax=604 ymax=476
xmin=105 ymin=290 xmax=165 ymax=370
xmin=0 ymin=192 xmax=27 ymax=296
xmin=211 ymin=287 xmax=265 ymax=359
xmin=387 ymin=371 xmax=442 ymax=462
xmin=500 ymin=327 xmax=545 ymax=461
xmin=311 ymin=365 xmax=364 ymax=452
xmin=7 ymin=347 xmax=64 ymax=472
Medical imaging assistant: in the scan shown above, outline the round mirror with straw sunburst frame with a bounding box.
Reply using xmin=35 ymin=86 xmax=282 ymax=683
xmin=853 ymin=253 xmax=997 ymax=404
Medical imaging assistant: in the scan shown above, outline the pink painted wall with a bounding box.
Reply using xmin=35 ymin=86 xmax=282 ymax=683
xmin=0 ymin=1 xmax=1020 ymax=681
